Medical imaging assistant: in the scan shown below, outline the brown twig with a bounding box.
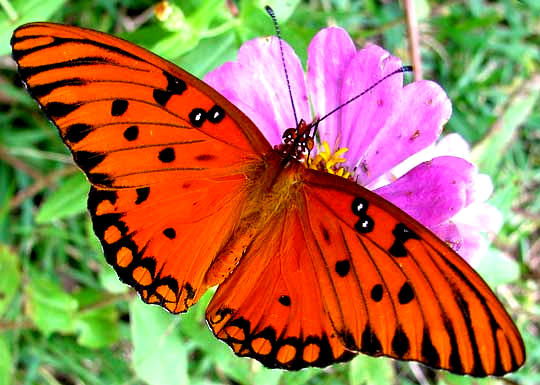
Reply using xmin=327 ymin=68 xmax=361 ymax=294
xmin=403 ymin=0 xmax=423 ymax=80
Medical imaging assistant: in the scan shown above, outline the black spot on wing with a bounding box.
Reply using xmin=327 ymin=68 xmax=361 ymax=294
xmin=207 ymin=104 xmax=225 ymax=123
xmin=135 ymin=187 xmax=150 ymax=204
xmin=335 ymin=260 xmax=350 ymax=277
xmin=163 ymin=228 xmax=176 ymax=239
xmin=370 ymin=284 xmax=383 ymax=302
xmin=111 ymin=99 xmax=128 ymax=116
xmin=163 ymin=71 xmax=187 ymax=95
xmin=398 ymin=282 xmax=414 ymax=304
xmin=73 ymin=151 xmax=105 ymax=172
xmin=391 ymin=327 xmax=410 ymax=357
xmin=444 ymin=318 xmax=463 ymax=374
xmin=389 ymin=223 xmax=420 ymax=257
xmin=351 ymin=197 xmax=374 ymax=233
xmin=278 ymin=295 xmax=291 ymax=306
xmin=421 ymin=328 xmax=440 ymax=368
xmin=189 ymin=108 xmax=206 ymax=127
xmin=153 ymin=89 xmax=172 ymax=106
xmin=361 ymin=325 xmax=382 ymax=355
xmin=158 ymin=147 xmax=175 ymax=163
xmin=123 ymin=125 xmax=139 ymax=141
xmin=65 ymin=123 xmax=92 ymax=143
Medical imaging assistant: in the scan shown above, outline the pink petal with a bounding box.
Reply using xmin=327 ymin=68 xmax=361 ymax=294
xmin=374 ymin=156 xmax=475 ymax=227
xmin=431 ymin=221 xmax=463 ymax=252
xmin=455 ymin=225 xmax=488 ymax=265
xmin=307 ymin=27 xmax=356 ymax=150
xmin=355 ymin=80 xmax=452 ymax=185
xmin=204 ymin=37 xmax=310 ymax=146
xmin=453 ymin=202 xmax=503 ymax=234
xmin=336 ymin=45 xmax=403 ymax=158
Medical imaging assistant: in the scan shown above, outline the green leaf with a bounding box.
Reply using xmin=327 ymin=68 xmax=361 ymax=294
xmin=0 ymin=0 xmax=67 ymax=56
xmin=0 ymin=245 xmax=20 ymax=315
xmin=476 ymin=247 xmax=520 ymax=287
xmin=252 ymin=368 xmax=283 ymax=385
xmin=258 ymin=0 xmax=301 ymax=22
xmin=472 ymin=76 xmax=540 ymax=175
xmin=98 ymin=263 xmax=130 ymax=294
xmin=0 ymin=335 xmax=12 ymax=385
xmin=130 ymin=300 xmax=188 ymax=385
xmin=25 ymin=273 xmax=78 ymax=335
xmin=177 ymin=32 xmax=237 ymax=77
xmin=74 ymin=306 xmax=120 ymax=348
xmin=35 ymin=173 xmax=89 ymax=224
xmin=348 ymin=355 xmax=395 ymax=385
xmin=73 ymin=289 xmax=120 ymax=348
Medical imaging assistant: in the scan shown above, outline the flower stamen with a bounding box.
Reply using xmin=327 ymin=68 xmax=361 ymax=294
xmin=309 ymin=141 xmax=351 ymax=179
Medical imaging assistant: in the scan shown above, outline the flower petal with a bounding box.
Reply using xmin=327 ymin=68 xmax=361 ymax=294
xmin=307 ymin=27 xmax=356 ymax=150
xmin=336 ymin=45 xmax=403 ymax=161
xmin=454 ymin=224 xmax=488 ymax=265
xmin=355 ymin=80 xmax=452 ymax=185
xmin=431 ymin=221 xmax=463 ymax=252
xmin=453 ymin=202 xmax=503 ymax=235
xmin=374 ymin=156 xmax=475 ymax=227
xmin=204 ymin=37 xmax=309 ymax=146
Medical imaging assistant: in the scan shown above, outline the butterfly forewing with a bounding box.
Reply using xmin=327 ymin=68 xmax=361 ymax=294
xmin=300 ymin=169 xmax=525 ymax=375
xmin=11 ymin=22 xmax=271 ymax=188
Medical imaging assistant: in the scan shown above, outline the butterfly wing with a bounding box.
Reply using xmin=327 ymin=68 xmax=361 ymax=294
xmin=206 ymin=167 xmax=525 ymax=375
xmin=11 ymin=23 xmax=272 ymax=312
xmin=11 ymin=22 xmax=271 ymax=188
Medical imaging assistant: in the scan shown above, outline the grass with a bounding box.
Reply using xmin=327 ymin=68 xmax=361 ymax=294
xmin=0 ymin=0 xmax=538 ymax=384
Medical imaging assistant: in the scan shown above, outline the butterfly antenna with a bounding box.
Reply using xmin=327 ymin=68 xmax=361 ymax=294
xmin=265 ymin=5 xmax=299 ymax=127
xmin=312 ymin=65 xmax=413 ymax=137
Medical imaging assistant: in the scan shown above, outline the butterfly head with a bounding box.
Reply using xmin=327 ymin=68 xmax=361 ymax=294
xmin=279 ymin=119 xmax=315 ymax=160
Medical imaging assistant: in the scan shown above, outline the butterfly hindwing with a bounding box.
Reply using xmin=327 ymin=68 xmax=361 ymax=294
xmin=88 ymin=174 xmax=253 ymax=313
xmin=206 ymin=205 xmax=356 ymax=369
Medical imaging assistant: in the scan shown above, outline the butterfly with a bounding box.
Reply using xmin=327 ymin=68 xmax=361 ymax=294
xmin=11 ymin=22 xmax=525 ymax=376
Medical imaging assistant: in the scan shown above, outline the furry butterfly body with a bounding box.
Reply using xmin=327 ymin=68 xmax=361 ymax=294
xmin=11 ymin=22 xmax=525 ymax=375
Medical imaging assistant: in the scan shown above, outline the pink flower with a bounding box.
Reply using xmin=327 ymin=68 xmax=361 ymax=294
xmin=204 ymin=27 xmax=498 ymax=264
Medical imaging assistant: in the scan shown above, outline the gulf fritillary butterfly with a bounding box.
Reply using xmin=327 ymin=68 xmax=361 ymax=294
xmin=11 ymin=22 xmax=525 ymax=376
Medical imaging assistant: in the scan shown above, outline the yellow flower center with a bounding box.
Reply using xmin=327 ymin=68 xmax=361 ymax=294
xmin=308 ymin=141 xmax=351 ymax=179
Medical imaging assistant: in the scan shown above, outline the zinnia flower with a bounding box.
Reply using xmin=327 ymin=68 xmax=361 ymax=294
xmin=204 ymin=27 xmax=499 ymax=264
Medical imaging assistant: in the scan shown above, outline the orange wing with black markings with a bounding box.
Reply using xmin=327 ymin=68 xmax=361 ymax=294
xmin=206 ymin=166 xmax=525 ymax=375
xmin=11 ymin=22 xmax=270 ymax=188
xmin=11 ymin=22 xmax=271 ymax=313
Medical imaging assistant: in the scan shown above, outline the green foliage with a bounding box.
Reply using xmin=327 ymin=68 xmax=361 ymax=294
xmin=0 ymin=0 xmax=538 ymax=384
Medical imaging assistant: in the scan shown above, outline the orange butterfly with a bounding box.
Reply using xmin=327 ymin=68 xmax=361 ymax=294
xmin=11 ymin=22 xmax=525 ymax=376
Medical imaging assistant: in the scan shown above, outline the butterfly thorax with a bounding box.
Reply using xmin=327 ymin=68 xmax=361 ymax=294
xmin=204 ymin=151 xmax=305 ymax=287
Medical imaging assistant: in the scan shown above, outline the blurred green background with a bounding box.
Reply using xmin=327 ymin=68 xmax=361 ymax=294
xmin=0 ymin=0 xmax=538 ymax=384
